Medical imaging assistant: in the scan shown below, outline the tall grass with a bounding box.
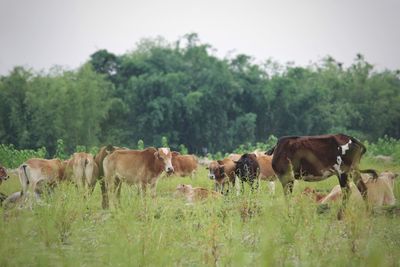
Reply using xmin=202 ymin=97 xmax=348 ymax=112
xmin=1 ymin=162 xmax=399 ymax=266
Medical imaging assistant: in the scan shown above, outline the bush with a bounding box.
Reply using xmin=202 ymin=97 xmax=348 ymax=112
xmin=0 ymin=144 xmax=47 ymax=168
xmin=365 ymin=136 xmax=400 ymax=162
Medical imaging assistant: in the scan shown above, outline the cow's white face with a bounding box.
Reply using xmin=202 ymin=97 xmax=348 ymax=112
xmin=156 ymin=147 xmax=174 ymax=174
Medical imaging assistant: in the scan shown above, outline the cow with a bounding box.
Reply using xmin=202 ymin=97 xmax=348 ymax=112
xmin=94 ymin=145 xmax=127 ymax=209
xmin=234 ymin=153 xmax=260 ymax=192
xmin=256 ymin=154 xmax=276 ymax=193
xmin=319 ymin=171 xmax=397 ymax=207
xmin=228 ymin=153 xmax=241 ymax=162
xmin=102 ymin=147 xmax=174 ymax=208
xmin=266 ymin=134 xmax=377 ymax=217
xmin=18 ymin=158 xmax=67 ymax=199
xmin=207 ymin=158 xmax=236 ymax=193
xmin=64 ymin=152 xmax=99 ymax=192
xmin=170 ymin=152 xmax=198 ymax=177
xmin=0 ymin=165 xmax=9 ymax=186
xmin=174 ymin=184 xmax=221 ymax=203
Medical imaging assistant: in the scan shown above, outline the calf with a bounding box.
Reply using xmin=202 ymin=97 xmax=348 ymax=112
xmin=174 ymin=184 xmax=221 ymax=203
xmin=234 ymin=153 xmax=260 ymax=192
xmin=207 ymin=158 xmax=236 ymax=193
xmin=319 ymin=171 xmax=397 ymax=206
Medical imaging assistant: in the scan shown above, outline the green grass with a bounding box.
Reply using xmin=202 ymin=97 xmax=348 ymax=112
xmin=1 ymin=158 xmax=400 ymax=266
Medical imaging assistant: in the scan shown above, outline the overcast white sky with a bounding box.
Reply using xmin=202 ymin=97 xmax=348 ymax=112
xmin=1 ymin=0 xmax=399 ymax=75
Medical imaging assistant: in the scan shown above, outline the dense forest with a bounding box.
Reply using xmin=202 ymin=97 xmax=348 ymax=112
xmin=1 ymin=33 xmax=399 ymax=155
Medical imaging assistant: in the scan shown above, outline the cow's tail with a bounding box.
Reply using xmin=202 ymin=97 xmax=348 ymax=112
xmin=349 ymin=136 xmax=367 ymax=155
xmin=18 ymin=164 xmax=30 ymax=196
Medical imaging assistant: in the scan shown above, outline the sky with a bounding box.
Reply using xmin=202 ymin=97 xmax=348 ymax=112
xmin=0 ymin=0 xmax=399 ymax=75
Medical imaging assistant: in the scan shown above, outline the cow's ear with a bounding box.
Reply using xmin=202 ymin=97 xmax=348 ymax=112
xmin=217 ymin=160 xmax=224 ymax=165
xmin=154 ymin=151 xmax=159 ymax=158
xmin=172 ymin=151 xmax=180 ymax=157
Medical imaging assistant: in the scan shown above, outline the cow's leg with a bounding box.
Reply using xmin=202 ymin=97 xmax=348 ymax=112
xmin=240 ymin=180 xmax=245 ymax=194
xmin=281 ymin=180 xmax=294 ymax=195
xmin=100 ymin=178 xmax=109 ymax=209
xmin=140 ymin=181 xmax=147 ymax=197
xmin=114 ymin=177 xmax=122 ymax=205
xmin=353 ymin=171 xmax=368 ymax=201
xmin=105 ymin=176 xmax=116 ymax=209
xmin=280 ymin=159 xmax=295 ymax=196
xmin=149 ymin=179 xmax=158 ymax=198
xmin=337 ymin=173 xmax=350 ymax=219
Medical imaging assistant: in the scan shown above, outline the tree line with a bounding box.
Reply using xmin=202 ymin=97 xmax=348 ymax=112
xmin=1 ymin=33 xmax=399 ymax=155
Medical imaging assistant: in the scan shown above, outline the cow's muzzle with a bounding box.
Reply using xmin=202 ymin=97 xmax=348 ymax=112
xmin=208 ymin=174 xmax=215 ymax=180
xmin=166 ymin=167 xmax=174 ymax=174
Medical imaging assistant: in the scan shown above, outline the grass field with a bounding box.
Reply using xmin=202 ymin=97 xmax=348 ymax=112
xmin=1 ymin=158 xmax=400 ymax=266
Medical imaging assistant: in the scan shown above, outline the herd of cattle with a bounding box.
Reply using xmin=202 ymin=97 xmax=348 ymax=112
xmin=0 ymin=134 xmax=397 ymax=212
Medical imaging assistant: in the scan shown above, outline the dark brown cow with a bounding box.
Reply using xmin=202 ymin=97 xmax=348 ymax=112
xmin=234 ymin=153 xmax=260 ymax=192
xmin=266 ymin=134 xmax=377 ymax=216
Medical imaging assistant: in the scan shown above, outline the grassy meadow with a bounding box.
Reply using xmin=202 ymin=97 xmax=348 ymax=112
xmin=1 ymin=158 xmax=400 ymax=267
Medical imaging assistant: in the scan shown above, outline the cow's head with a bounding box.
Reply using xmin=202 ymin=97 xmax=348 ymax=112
xmin=206 ymin=161 xmax=225 ymax=180
xmin=0 ymin=166 xmax=9 ymax=185
xmin=155 ymin=147 xmax=174 ymax=174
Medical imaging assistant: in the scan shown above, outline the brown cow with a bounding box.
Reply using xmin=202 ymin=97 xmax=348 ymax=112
xmin=171 ymin=152 xmax=198 ymax=177
xmin=65 ymin=152 xmax=99 ymax=192
xmin=174 ymin=184 xmax=221 ymax=203
xmin=18 ymin=158 xmax=67 ymax=198
xmin=228 ymin=153 xmax=241 ymax=162
xmin=256 ymin=154 xmax=276 ymax=193
xmin=207 ymin=158 xmax=236 ymax=193
xmin=103 ymin=147 xmax=174 ymax=208
xmin=267 ymin=134 xmax=377 ymax=217
xmin=94 ymin=145 xmax=127 ymax=208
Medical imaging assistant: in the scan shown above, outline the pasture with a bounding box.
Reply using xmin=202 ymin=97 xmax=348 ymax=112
xmin=1 ymin=158 xmax=400 ymax=266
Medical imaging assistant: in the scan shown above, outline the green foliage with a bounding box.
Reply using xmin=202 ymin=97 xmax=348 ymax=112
xmin=53 ymin=139 xmax=67 ymax=160
xmin=74 ymin=145 xmax=87 ymax=153
xmin=179 ymin=144 xmax=188 ymax=155
xmin=1 ymin=34 xmax=399 ymax=154
xmin=161 ymin=136 xmax=168 ymax=147
xmin=0 ymin=144 xmax=46 ymax=168
xmin=137 ymin=139 xmax=144 ymax=150
xmin=365 ymin=136 xmax=400 ymax=162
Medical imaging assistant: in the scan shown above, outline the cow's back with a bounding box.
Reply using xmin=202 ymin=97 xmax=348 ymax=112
xmin=173 ymin=154 xmax=198 ymax=176
xmin=104 ymin=148 xmax=161 ymax=184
